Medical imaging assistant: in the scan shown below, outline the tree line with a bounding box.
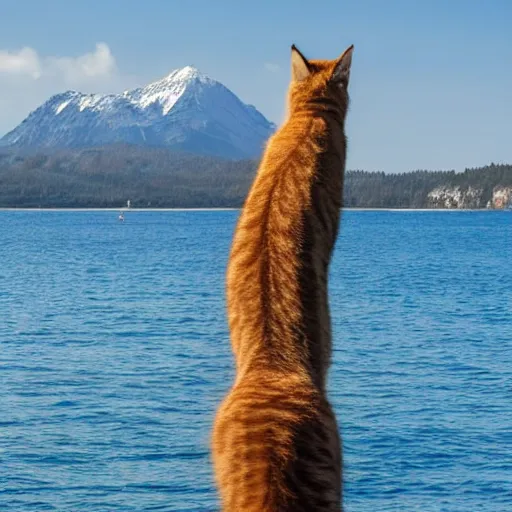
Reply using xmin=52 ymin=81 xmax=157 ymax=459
xmin=0 ymin=145 xmax=510 ymax=208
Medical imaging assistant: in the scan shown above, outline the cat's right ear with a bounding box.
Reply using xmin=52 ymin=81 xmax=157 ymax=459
xmin=332 ymin=45 xmax=354 ymax=86
xmin=291 ymin=44 xmax=311 ymax=82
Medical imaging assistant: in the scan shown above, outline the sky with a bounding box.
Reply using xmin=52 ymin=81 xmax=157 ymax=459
xmin=0 ymin=0 xmax=511 ymax=173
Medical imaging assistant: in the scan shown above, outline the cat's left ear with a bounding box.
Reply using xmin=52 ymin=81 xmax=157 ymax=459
xmin=331 ymin=45 xmax=354 ymax=86
xmin=291 ymin=44 xmax=311 ymax=82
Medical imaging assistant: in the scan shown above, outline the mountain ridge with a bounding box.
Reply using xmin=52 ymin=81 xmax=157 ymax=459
xmin=0 ymin=66 xmax=276 ymax=159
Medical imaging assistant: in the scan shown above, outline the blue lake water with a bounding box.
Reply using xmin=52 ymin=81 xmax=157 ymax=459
xmin=1 ymin=210 xmax=511 ymax=511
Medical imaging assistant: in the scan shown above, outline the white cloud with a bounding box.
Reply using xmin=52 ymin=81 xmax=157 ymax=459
xmin=0 ymin=47 xmax=41 ymax=79
xmin=264 ymin=62 xmax=280 ymax=73
xmin=46 ymin=43 xmax=117 ymax=83
xmin=0 ymin=43 xmax=116 ymax=84
xmin=0 ymin=43 xmax=138 ymax=136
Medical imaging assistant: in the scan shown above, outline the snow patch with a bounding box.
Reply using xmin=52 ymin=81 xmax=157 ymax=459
xmin=55 ymin=100 xmax=71 ymax=115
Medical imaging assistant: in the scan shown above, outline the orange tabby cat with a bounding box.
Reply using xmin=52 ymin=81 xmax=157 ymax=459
xmin=212 ymin=43 xmax=354 ymax=512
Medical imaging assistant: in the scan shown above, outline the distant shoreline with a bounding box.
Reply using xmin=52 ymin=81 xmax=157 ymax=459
xmin=0 ymin=207 xmax=239 ymax=212
xmin=0 ymin=207 xmax=502 ymax=212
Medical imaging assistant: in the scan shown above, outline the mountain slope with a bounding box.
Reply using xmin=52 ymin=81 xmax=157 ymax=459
xmin=0 ymin=67 xmax=275 ymax=159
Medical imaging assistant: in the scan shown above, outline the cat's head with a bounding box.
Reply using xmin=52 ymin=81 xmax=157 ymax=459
xmin=288 ymin=44 xmax=354 ymax=117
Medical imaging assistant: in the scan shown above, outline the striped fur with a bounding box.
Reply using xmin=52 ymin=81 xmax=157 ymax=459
xmin=212 ymin=44 xmax=354 ymax=511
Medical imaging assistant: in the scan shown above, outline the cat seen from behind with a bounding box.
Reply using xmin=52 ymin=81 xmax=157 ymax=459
xmin=212 ymin=42 xmax=354 ymax=512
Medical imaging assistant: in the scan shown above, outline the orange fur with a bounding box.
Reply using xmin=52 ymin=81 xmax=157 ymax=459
xmin=212 ymin=44 xmax=354 ymax=511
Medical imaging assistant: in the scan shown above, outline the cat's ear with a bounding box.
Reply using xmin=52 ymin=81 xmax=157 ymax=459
xmin=291 ymin=44 xmax=311 ymax=82
xmin=332 ymin=44 xmax=354 ymax=85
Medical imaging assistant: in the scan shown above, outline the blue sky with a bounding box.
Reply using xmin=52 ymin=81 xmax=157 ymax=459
xmin=1 ymin=0 xmax=510 ymax=173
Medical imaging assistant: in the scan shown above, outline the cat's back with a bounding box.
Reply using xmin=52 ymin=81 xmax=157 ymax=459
xmin=227 ymin=113 xmax=328 ymax=288
xmin=212 ymin=370 xmax=341 ymax=512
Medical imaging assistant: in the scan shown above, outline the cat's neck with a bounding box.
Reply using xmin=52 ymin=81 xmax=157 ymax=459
xmin=227 ymin=114 xmax=345 ymax=389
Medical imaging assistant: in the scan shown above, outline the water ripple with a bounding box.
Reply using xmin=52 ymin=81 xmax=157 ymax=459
xmin=0 ymin=210 xmax=510 ymax=511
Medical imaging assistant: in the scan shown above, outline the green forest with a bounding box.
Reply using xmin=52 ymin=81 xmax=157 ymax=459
xmin=0 ymin=145 xmax=511 ymax=208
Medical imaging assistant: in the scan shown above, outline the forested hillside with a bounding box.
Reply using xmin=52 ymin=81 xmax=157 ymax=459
xmin=0 ymin=146 xmax=510 ymax=208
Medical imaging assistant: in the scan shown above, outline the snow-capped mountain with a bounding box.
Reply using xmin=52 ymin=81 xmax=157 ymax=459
xmin=0 ymin=66 xmax=276 ymax=159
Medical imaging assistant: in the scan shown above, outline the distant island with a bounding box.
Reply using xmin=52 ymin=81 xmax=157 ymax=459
xmin=0 ymin=145 xmax=510 ymax=209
